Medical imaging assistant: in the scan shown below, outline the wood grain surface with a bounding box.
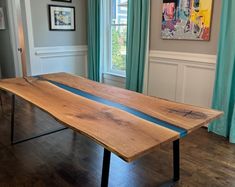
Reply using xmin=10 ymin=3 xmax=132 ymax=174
xmin=0 ymin=73 xmax=222 ymax=162
xmin=42 ymin=73 xmax=223 ymax=132
xmin=0 ymin=77 xmax=179 ymax=162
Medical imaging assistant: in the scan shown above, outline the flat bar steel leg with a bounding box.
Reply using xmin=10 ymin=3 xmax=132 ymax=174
xmin=101 ymin=149 xmax=111 ymax=187
xmin=11 ymin=95 xmax=15 ymax=145
xmin=12 ymin=127 xmax=68 ymax=145
xmin=173 ymin=139 xmax=180 ymax=182
xmin=0 ymin=92 xmax=3 ymax=113
xmin=10 ymin=95 xmax=68 ymax=145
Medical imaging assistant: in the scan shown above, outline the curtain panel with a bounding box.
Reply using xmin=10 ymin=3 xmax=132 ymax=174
xmin=87 ymin=0 xmax=101 ymax=82
xmin=126 ymin=0 xmax=150 ymax=93
xmin=209 ymin=1 xmax=235 ymax=143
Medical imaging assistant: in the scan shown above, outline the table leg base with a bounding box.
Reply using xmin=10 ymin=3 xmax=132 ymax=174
xmin=101 ymin=149 xmax=111 ymax=187
xmin=173 ymin=139 xmax=180 ymax=182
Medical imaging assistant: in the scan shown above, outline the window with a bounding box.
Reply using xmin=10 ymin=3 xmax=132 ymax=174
xmin=108 ymin=0 xmax=128 ymax=76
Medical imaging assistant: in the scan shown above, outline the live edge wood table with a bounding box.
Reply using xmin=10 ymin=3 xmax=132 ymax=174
xmin=0 ymin=73 xmax=222 ymax=187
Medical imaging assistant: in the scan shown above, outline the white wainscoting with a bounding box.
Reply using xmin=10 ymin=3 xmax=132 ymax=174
xmin=31 ymin=45 xmax=87 ymax=76
xmin=148 ymin=50 xmax=217 ymax=108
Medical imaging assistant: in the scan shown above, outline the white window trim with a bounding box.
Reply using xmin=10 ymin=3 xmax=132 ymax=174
xmin=101 ymin=0 xmax=127 ymax=78
xmin=100 ymin=0 xmax=111 ymax=78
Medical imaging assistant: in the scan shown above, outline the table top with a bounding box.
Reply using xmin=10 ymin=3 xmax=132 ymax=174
xmin=0 ymin=73 xmax=222 ymax=162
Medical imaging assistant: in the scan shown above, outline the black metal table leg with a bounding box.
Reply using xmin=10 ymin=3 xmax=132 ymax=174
xmin=11 ymin=95 xmax=15 ymax=144
xmin=173 ymin=139 xmax=180 ymax=182
xmin=101 ymin=149 xmax=111 ymax=187
xmin=10 ymin=95 xmax=68 ymax=145
xmin=12 ymin=127 xmax=68 ymax=145
xmin=0 ymin=92 xmax=4 ymax=113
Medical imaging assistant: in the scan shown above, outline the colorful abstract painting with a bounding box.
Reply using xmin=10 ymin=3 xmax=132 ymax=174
xmin=161 ymin=0 xmax=213 ymax=40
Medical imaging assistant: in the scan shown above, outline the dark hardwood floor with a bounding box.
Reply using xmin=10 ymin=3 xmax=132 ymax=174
xmin=0 ymin=93 xmax=235 ymax=187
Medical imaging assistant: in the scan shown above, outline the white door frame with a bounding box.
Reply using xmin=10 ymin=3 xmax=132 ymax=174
xmin=23 ymin=0 xmax=36 ymax=75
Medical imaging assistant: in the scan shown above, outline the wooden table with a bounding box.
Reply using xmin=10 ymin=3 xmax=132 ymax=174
xmin=0 ymin=73 xmax=222 ymax=186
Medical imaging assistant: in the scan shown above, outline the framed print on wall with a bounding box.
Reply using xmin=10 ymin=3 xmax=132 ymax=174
xmin=49 ymin=5 xmax=75 ymax=31
xmin=161 ymin=0 xmax=213 ymax=41
xmin=0 ymin=7 xmax=6 ymax=30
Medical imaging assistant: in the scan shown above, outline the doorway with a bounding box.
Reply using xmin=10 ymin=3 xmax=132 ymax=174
xmin=0 ymin=0 xmax=27 ymax=78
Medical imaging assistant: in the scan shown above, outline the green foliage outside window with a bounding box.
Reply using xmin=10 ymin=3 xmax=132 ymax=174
xmin=111 ymin=27 xmax=127 ymax=72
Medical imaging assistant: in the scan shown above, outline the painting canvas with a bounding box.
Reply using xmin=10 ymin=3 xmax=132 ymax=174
xmin=161 ymin=0 xmax=213 ymax=40
xmin=0 ymin=7 xmax=6 ymax=30
xmin=49 ymin=5 xmax=75 ymax=31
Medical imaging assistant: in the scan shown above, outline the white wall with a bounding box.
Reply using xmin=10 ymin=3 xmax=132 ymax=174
xmin=33 ymin=46 xmax=87 ymax=76
xmin=30 ymin=0 xmax=87 ymax=47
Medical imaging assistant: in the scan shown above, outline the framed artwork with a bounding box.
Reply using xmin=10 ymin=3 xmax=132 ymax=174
xmin=0 ymin=7 xmax=6 ymax=30
xmin=48 ymin=5 xmax=75 ymax=31
xmin=51 ymin=0 xmax=72 ymax=3
xmin=161 ymin=0 xmax=213 ymax=41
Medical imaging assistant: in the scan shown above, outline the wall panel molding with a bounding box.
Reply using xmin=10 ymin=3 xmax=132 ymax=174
xmin=148 ymin=50 xmax=217 ymax=108
xmin=32 ymin=45 xmax=88 ymax=77
xmin=149 ymin=50 xmax=217 ymax=65
xmin=35 ymin=45 xmax=88 ymax=58
xmin=100 ymin=50 xmax=217 ymax=108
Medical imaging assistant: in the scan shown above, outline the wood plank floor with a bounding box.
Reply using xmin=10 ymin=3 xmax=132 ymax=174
xmin=0 ymin=93 xmax=235 ymax=187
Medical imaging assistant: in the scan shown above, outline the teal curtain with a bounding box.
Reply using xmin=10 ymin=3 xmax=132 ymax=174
xmin=126 ymin=0 xmax=150 ymax=93
xmin=208 ymin=1 xmax=235 ymax=143
xmin=87 ymin=0 xmax=100 ymax=82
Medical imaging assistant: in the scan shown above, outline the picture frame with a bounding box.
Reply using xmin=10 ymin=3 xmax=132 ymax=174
xmin=161 ymin=0 xmax=213 ymax=41
xmin=48 ymin=5 xmax=75 ymax=31
xmin=0 ymin=7 xmax=6 ymax=30
xmin=51 ymin=0 xmax=72 ymax=3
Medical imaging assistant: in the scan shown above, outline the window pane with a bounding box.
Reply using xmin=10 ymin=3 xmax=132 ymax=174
xmin=111 ymin=0 xmax=128 ymax=73
xmin=112 ymin=0 xmax=127 ymax=25
xmin=111 ymin=25 xmax=127 ymax=72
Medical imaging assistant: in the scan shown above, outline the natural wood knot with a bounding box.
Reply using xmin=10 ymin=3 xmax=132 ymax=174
xmin=166 ymin=108 xmax=208 ymax=119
